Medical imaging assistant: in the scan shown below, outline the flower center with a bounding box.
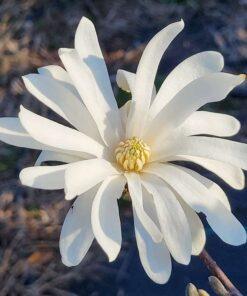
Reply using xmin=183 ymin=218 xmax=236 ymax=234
xmin=115 ymin=137 xmax=151 ymax=172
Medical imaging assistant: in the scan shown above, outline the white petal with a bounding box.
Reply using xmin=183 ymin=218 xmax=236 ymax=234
xmin=179 ymin=111 xmax=240 ymax=137
xmin=64 ymin=159 xmax=120 ymax=200
xmin=144 ymin=163 xmax=246 ymax=246
xmin=35 ymin=151 xmax=82 ymax=166
xmin=119 ymin=100 xmax=131 ymax=133
xmin=0 ymin=117 xmax=47 ymax=150
xmin=59 ymin=48 xmax=122 ymax=147
xmin=145 ymin=73 xmax=245 ymax=143
xmin=20 ymin=164 xmax=68 ymax=189
xmin=75 ymin=17 xmax=118 ymax=115
xmin=126 ymin=20 xmax=184 ymax=138
xmin=149 ymin=51 xmax=224 ymax=119
xmin=116 ymin=69 xmax=156 ymax=99
xmin=174 ymin=165 xmax=231 ymax=211
xmin=23 ymin=74 xmax=101 ymax=141
xmin=37 ymin=65 xmax=79 ymax=97
xmin=141 ymin=174 xmax=191 ymax=264
xmin=133 ymin=209 xmax=171 ymax=284
xmin=154 ymin=136 xmax=247 ymax=171
xmin=19 ymin=106 xmax=105 ymax=158
xmin=60 ymin=186 xmax=98 ymax=266
xmin=116 ymin=69 xmax=135 ymax=93
xmin=170 ymin=155 xmax=245 ymax=190
xmin=91 ymin=175 xmax=126 ymax=262
xmin=125 ymin=172 xmax=163 ymax=243
xmin=176 ymin=195 xmax=206 ymax=256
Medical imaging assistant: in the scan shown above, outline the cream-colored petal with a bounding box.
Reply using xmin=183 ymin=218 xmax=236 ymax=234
xmin=64 ymin=159 xmax=120 ymax=200
xmin=20 ymin=164 xmax=69 ymax=190
xmin=144 ymin=163 xmax=246 ymax=246
xmin=145 ymin=73 xmax=245 ymax=143
xmin=59 ymin=48 xmax=122 ymax=147
xmin=168 ymin=155 xmax=245 ymax=190
xmin=126 ymin=20 xmax=184 ymax=138
xmin=23 ymin=74 xmax=102 ymax=141
xmin=91 ymin=175 xmax=126 ymax=262
xmin=149 ymin=51 xmax=224 ymax=120
xmin=60 ymin=186 xmax=98 ymax=266
xmin=141 ymin=174 xmax=191 ymax=264
xmin=35 ymin=151 xmax=82 ymax=166
xmin=179 ymin=111 xmax=240 ymax=137
xmin=19 ymin=106 xmax=105 ymax=158
xmin=125 ymin=172 xmax=163 ymax=243
xmin=0 ymin=117 xmax=47 ymax=150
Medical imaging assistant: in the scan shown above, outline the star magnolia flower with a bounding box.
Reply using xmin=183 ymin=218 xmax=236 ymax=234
xmin=0 ymin=17 xmax=246 ymax=284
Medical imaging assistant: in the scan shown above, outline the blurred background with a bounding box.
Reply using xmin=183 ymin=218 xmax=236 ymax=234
xmin=0 ymin=0 xmax=246 ymax=295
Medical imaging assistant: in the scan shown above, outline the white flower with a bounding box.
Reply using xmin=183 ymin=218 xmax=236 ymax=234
xmin=0 ymin=17 xmax=246 ymax=284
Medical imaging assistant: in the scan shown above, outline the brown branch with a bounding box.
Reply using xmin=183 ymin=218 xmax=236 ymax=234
xmin=199 ymin=249 xmax=243 ymax=296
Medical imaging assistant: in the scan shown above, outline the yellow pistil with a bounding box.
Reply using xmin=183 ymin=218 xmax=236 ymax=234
xmin=115 ymin=137 xmax=151 ymax=172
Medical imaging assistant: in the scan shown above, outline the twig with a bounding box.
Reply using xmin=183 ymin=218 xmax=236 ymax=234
xmin=199 ymin=249 xmax=243 ymax=296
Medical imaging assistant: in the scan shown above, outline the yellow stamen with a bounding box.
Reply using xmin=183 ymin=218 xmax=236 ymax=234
xmin=115 ymin=137 xmax=151 ymax=172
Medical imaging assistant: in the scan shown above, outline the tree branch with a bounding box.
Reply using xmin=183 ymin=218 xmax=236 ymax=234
xmin=199 ymin=249 xmax=243 ymax=296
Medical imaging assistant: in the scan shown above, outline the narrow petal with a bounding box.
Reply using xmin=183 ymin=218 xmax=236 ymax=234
xmin=19 ymin=106 xmax=105 ymax=158
xmin=149 ymin=51 xmax=224 ymax=119
xmin=37 ymin=65 xmax=79 ymax=97
xmin=154 ymin=136 xmax=247 ymax=171
xmin=126 ymin=20 xmax=184 ymax=138
xmin=20 ymin=164 xmax=68 ymax=190
xmin=141 ymin=174 xmax=191 ymax=264
xmin=133 ymin=209 xmax=171 ymax=284
xmin=145 ymin=73 xmax=245 ymax=143
xmin=125 ymin=172 xmax=163 ymax=243
xmin=174 ymin=165 xmax=231 ymax=211
xmin=116 ymin=69 xmax=156 ymax=99
xmin=0 ymin=117 xmax=47 ymax=150
xmin=91 ymin=175 xmax=126 ymax=262
xmin=35 ymin=151 xmax=82 ymax=166
xmin=23 ymin=74 xmax=101 ymax=141
xmin=144 ymin=163 xmax=246 ymax=246
xmin=64 ymin=159 xmax=120 ymax=200
xmin=119 ymin=100 xmax=131 ymax=133
xmin=59 ymin=48 xmax=122 ymax=147
xmin=60 ymin=186 xmax=98 ymax=266
xmin=75 ymin=17 xmax=118 ymax=117
xmin=170 ymin=155 xmax=245 ymax=190
xmin=179 ymin=111 xmax=240 ymax=137
xmin=176 ymin=195 xmax=206 ymax=256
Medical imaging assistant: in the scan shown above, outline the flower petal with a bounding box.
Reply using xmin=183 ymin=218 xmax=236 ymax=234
xmin=154 ymin=136 xmax=247 ymax=171
xmin=59 ymin=48 xmax=122 ymax=147
xmin=60 ymin=186 xmax=98 ymax=266
xmin=23 ymin=74 xmax=101 ymax=141
xmin=145 ymin=73 xmax=245 ymax=143
xmin=149 ymin=51 xmax=224 ymax=119
xmin=35 ymin=151 xmax=82 ymax=166
xmin=75 ymin=17 xmax=118 ymax=115
xmin=37 ymin=65 xmax=79 ymax=97
xmin=176 ymin=195 xmax=205 ymax=256
xmin=144 ymin=163 xmax=246 ymax=246
xmin=116 ymin=69 xmax=156 ymax=99
xmin=126 ymin=20 xmax=184 ymax=138
xmin=91 ymin=175 xmax=126 ymax=262
xmin=65 ymin=159 xmax=120 ymax=200
xmin=179 ymin=111 xmax=240 ymax=137
xmin=125 ymin=172 xmax=163 ymax=243
xmin=141 ymin=174 xmax=191 ymax=264
xmin=169 ymin=155 xmax=245 ymax=190
xmin=20 ymin=164 xmax=68 ymax=189
xmin=19 ymin=106 xmax=105 ymax=158
xmin=175 ymin=165 xmax=231 ymax=211
xmin=133 ymin=209 xmax=171 ymax=284
xmin=0 ymin=117 xmax=47 ymax=150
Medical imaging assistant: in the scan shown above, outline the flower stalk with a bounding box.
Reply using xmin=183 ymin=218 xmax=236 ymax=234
xmin=199 ymin=249 xmax=243 ymax=296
